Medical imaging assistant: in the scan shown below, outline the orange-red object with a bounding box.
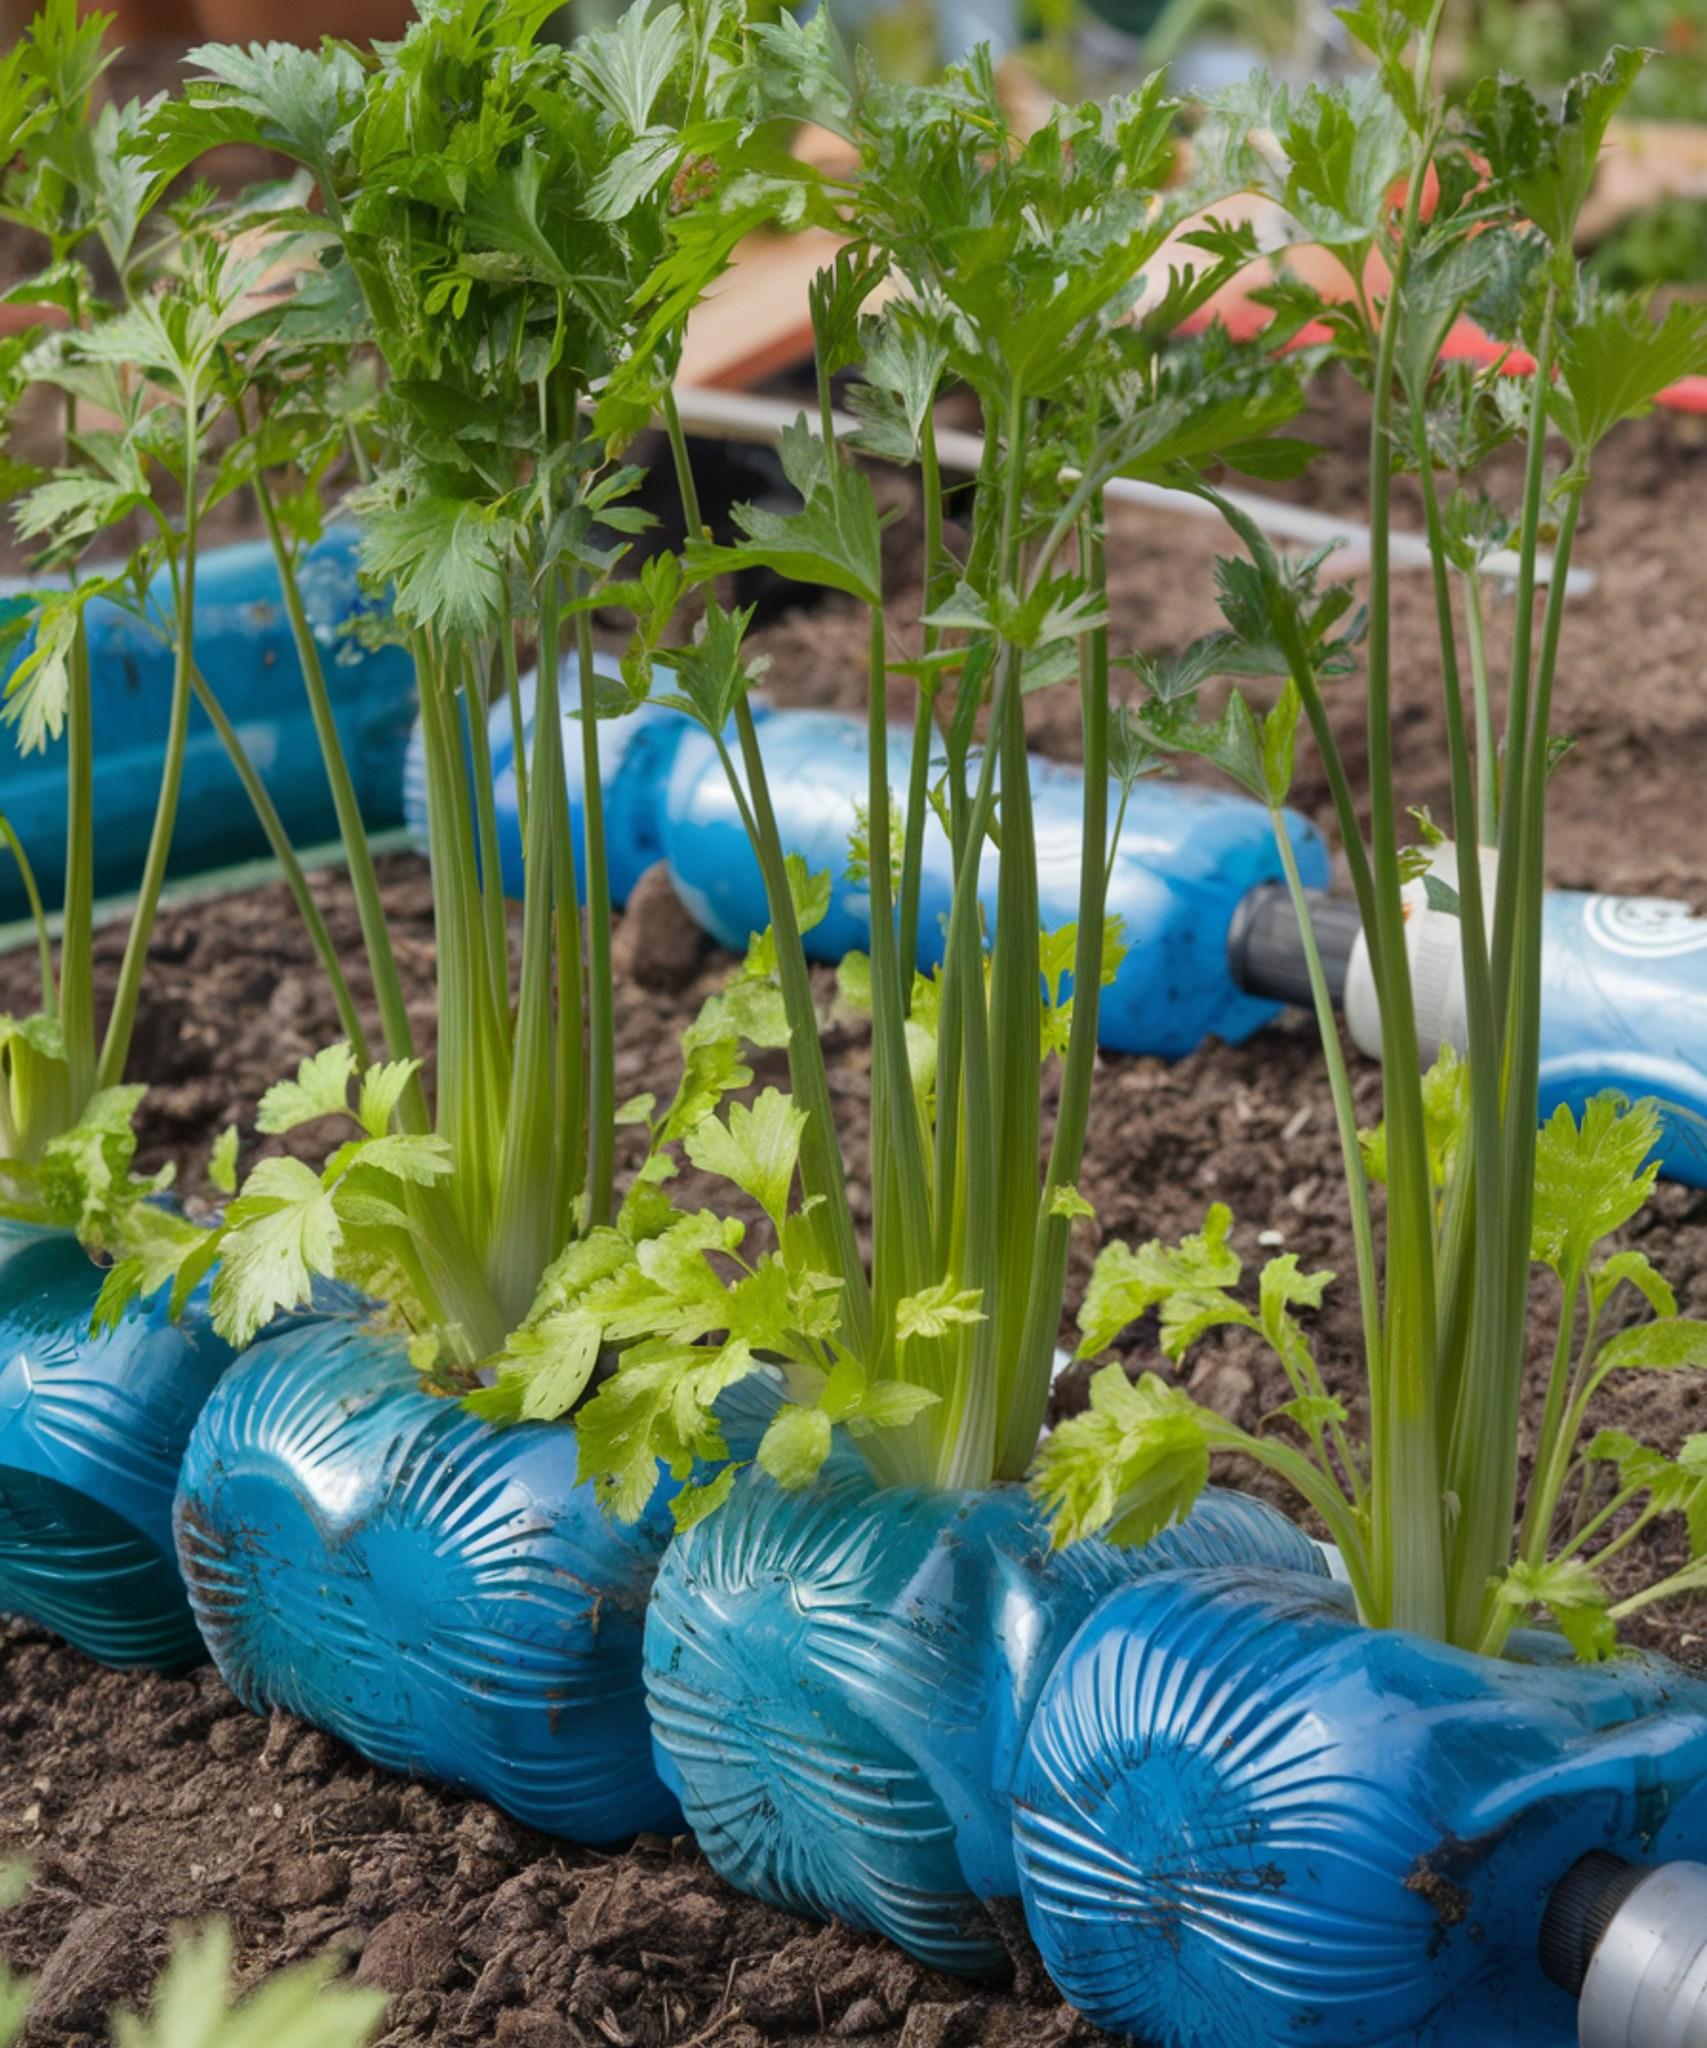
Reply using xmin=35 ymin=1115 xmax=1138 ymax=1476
xmin=1185 ymin=282 xmax=1707 ymax=417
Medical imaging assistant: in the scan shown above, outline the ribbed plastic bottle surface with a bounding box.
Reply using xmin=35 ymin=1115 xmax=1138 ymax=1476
xmin=0 ymin=1218 xmax=235 ymax=1672
xmin=0 ymin=527 xmax=415 ymax=915
xmin=1533 ymin=891 xmax=1707 ymax=1186
xmin=1344 ymin=855 xmax=1707 ymax=1191
xmin=175 ymin=1325 xmax=775 ymax=1844
xmin=1013 ymin=1567 xmax=1707 ymax=2048
xmin=643 ymin=1444 xmax=1327 ymax=1974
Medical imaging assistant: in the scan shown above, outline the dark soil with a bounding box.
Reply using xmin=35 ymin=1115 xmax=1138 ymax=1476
xmin=0 ymin=1645 xmax=1096 ymax=2048
xmin=7 ymin=285 xmax=1707 ymax=2048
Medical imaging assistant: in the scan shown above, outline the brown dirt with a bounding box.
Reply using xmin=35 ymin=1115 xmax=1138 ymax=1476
xmin=4 ymin=375 xmax=1707 ymax=2041
xmin=0 ymin=1646 xmax=1099 ymax=2048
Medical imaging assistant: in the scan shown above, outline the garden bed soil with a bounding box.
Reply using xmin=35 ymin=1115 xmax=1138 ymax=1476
xmin=4 ymin=381 xmax=1707 ymax=2044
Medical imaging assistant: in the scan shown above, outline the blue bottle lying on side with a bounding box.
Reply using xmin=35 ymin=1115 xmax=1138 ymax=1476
xmin=399 ymin=650 xmax=712 ymax=911
xmin=643 ymin=1439 xmax=1326 ymax=1974
xmin=1365 ymin=874 xmax=1707 ymax=1191
xmin=0 ymin=528 xmax=416 ymax=915
xmin=660 ymin=709 xmax=1330 ymax=1058
xmin=0 ymin=1218 xmax=236 ymax=1673
xmin=1013 ymin=1567 xmax=1707 ymax=2048
xmin=434 ymin=670 xmax=1332 ymax=1058
xmin=174 ymin=1330 xmax=779 ymax=1845
xmin=1234 ymin=854 xmax=1707 ymax=1189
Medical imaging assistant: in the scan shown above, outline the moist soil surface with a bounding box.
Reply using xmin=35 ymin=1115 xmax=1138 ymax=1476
xmin=4 ymin=374 xmax=1707 ymax=2045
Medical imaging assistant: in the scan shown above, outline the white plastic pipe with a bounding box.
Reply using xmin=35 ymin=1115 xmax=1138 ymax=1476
xmin=1579 ymin=1862 xmax=1707 ymax=2048
xmin=668 ymin=384 xmax=1596 ymax=597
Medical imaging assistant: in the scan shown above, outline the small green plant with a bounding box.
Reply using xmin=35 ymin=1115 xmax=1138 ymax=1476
xmin=0 ymin=1866 xmax=30 ymax=2048
xmin=521 ymin=35 xmax=1318 ymax=1514
xmin=0 ymin=1873 xmax=382 ymax=2048
xmin=1037 ymin=19 xmax=1707 ymax=1657
xmin=109 ymin=0 xmax=826 ymax=1375
xmin=109 ymin=1923 xmax=383 ymax=2048
xmin=0 ymin=2 xmax=369 ymax=1258
xmin=0 ymin=0 xmax=189 ymax=1236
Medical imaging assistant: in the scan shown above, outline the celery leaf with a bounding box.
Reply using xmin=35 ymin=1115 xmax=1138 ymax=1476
xmin=683 ymin=1088 xmax=805 ymax=1229
xmin=256 ymin=1043 xmax=358 ymax=1135
xmin=1076 ymin=1203 xmax=1242 ymax=1358
xmin=1467 ymin=49 xmax=1649 ymax=254
xmin=1590 ymin=1249 xmax=1676 ymax=1322
xmin=356 ymin=1058 xmax=423 ymax=1141
xmin=1595 ymin=1317 xmax=1707 ymax=1376
xmin=209 ymin=1156 xmax=341 ymax=1347
xmin=684 ymin=417 xmax=883 ymax=606
xmin=1555 ymin=293 xmax=1707 ymax=457
xmin=474 ymin=1312 xmax=603 ymax=1426
xmin=1531 ymin=1093 xmax=1662 ymax=1275
xmin=108 ymin=1916 xmax=384 ymax=2048
xmin=895 ymin=1279 xmax=984 ymax=1345
xmin=756 ymin=1402 xmax=832 ymax=1490
xmin=1033 ymin=1365 xmax=1213 ymax=1549
xmin=1493 ymin=1556 xmax=1615 ymax=1662
xmin=207 ymin=1126 xmax=238 ymax=1196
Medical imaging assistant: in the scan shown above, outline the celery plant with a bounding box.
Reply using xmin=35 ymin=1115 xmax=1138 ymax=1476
xmin=1038 ymin=21 xmax=1707 ymax=1656
xmin=527 ymin=43 xmax=1317 ymax=1523
xmin=115 ymin=0 xmax=827 ymax=1374
xmin=0 ymin=5 xmax=320 ymax=1251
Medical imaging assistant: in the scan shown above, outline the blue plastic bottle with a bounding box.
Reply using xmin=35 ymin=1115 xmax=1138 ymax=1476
xmin=1332 ymin=852 xmax=1707 ymax=1189
xmin=645 ymin=1449 xmax=1326 ymax=1976
xmin=443 ymin=686 xmax=1332 ymax=1058
xmin=0 ymin=527 xmax=417 ymax=914
xmin=658 ymin=709 xmax=1330 ymax=1057
xmin=1013 ymin=1565 xmax=1707 ymax=2048
xmin=0 ymin=1217 xmax=236 ymax=1673
xmin=401 ymin=652 xmax=714 ymax=911
xmin=174 ymin=1328 xmax=781 ymax=1845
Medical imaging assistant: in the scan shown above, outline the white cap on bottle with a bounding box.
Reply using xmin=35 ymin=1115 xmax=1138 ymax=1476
xmin=1342 ymin=843 xmax=1497 ymax=1066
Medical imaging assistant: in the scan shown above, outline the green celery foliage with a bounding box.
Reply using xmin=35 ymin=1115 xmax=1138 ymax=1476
xmin=1038 ymin=11 xmax=1707 ymax=1658
xmin=0 ymin=1866 xmax=383 ymax=2048
xmin=557 ymin=40 xmax=1314 ymax=1515
xmin=0 ymin=5 xmax=301 ymax=1258
xmin=108 ymin=0 xmax=828 ymax=1379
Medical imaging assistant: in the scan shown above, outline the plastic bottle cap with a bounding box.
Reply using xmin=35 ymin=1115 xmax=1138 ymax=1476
xmin=1343 ymin=844 xmax=1497 ymax=1066
xmin=1539 ymin=1851 xmax=1648 ymax=1996
xmin=1225 ymin=885 xmax=1362 ymax=1008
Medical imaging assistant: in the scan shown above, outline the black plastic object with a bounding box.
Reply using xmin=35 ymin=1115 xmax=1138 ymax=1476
xmin=1226 ymin=882 xmax=1361 ymax=1008
xmin=0 ymin=1218 xmax=236 ymax=1673
xmin=1014 ymin=1567 xmax=1707 ymax=2048
xmin=176 ymin=1323 xmax=776 ymax=1844
xmin=1541 ymin=1853 xmax=1649 ymax=1996
xmin=643 ymin=1444 xmax=1327 ymax=1974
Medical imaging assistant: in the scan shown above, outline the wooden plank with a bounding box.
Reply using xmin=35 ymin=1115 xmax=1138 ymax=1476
xmin=677 ymin=227 xmax=854 ymax=392
xmin=674 ymin=113 xmax=1707 ymax=397
xmin=1580 ymin=119 xmax=1707 ymax=243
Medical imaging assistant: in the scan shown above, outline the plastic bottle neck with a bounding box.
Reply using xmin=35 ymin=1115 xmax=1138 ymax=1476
xmin=1226 ymin=884 xmax=1361 ymax=1009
